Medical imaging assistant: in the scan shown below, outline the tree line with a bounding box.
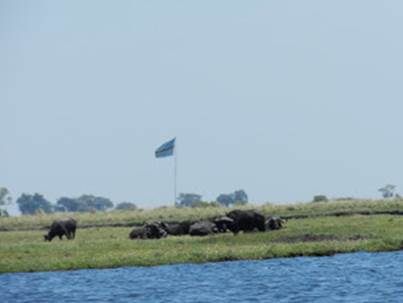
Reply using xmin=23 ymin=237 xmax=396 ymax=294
xmin=176 ymin=189 xmax=248 ymax=207
xmin=1 ymin=185 xmax=401 ymax=216
xmin=0 ymin=187 xmax=249 ymax=216
xmin=15 ymin=193 xmax=124 ymax=215
xmin=0 ymin=188 xmax=138 ymax=216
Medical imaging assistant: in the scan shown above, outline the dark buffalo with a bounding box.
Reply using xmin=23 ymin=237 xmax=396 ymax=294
xmin=162 ymin=221 xmax=193 ymax=236
xmin=129 ymin=222 xmax=168 ymax=239
xmin=129 ymin=227 xmax=148 ymax=239
xmin=189 ymin=221 xmax=218 ymax=236
xmin=265 ymin=216 xmax=286 ymax=230
xmin=226 ymin=209 xmax=266 ymax=234
xmin=213 ymin=216 xmax=235 ymax=233
xmin=44 ymin=218 xmax=77 ymax=241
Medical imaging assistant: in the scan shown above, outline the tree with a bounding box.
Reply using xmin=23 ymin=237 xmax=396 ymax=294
xmin=216 ymin=194 xmax=233 ymax=207
xmin=216 ymin=189 xmax=248 ymax=207
xmin=177 ymin=193 xmax=202 ymax=207
xmin=0 ymin=209 xmax=9 ymax=217
xmin=233 ymin=190 xmax=248 ymax=205
xmin=378 ymin=184 xmax=396 ymax=199
xmin=16 ymin=193 xmax=53 ymax=215
xmin=0 ymin=187 xmax=12 ymax=206
xmin=115 ymin=202 xmax=137 ymax=210
xmin=77 ymin=195 xmax=113 ymax=211
xmin=56 ymin=197 xmax=81 ymax=212
xmin=0 ymin=187 xmax=12 ymax=216
xmin=55 ymin=195 xmax=114 ymax=212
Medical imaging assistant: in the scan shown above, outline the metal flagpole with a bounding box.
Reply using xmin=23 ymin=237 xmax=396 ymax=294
xmin=174 ymin=139 xmax=177 ymax=206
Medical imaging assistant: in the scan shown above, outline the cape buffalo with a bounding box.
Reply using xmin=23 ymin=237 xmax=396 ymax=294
xmin=265 ymin=216 xmax=286 ymax=230
xmin=213 ymin=216 xmax=235 ymax=233
xmin=44 ymin=218 xmax=77 ymax=241
xmin=226 ymin=209 xmax=266 ymax=234
xmin=129 ymin=222 xmax=168 ymax=239
xmin=189 ymin=221 xmax=218 ymax=236
xmin=162 ymin=221 xmax=193 ymax=236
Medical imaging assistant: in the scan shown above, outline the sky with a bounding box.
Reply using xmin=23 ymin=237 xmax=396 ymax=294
xmin=1 ymin=1 xmax=403 ymax=213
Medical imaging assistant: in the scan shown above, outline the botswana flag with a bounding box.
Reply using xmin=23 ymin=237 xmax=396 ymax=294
xmin=155 ymin=138 xmax=175 ymax=158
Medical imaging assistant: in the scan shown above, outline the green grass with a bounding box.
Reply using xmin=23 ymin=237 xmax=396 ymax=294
xmin=2 ymin=214 xmax=403 ymax=273
xmin=2 ymin=198 xmax=403 ymax=231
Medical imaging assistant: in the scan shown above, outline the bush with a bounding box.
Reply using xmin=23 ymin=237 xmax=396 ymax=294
xmin=234 ymin=200 xmax=248 ymax=206
xmin=115 ymin=202 xmax=137 ymax=211
xmin=313 ymin=195 xmax=329 ymax=203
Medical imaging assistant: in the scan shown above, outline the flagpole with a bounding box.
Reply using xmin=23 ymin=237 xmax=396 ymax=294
xmin=174 ymin=139 xmax=177 ymax=207
xmin=155 ymin=138 xmax=177 ymax=206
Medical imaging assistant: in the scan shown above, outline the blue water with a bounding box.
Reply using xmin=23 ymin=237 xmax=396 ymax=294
xmin=2 ymin=251 xmax=403 ymax=303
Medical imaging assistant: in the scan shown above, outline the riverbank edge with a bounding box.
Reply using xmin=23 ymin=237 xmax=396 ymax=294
xmin=2 ymin=245 xmax=403 ymax=275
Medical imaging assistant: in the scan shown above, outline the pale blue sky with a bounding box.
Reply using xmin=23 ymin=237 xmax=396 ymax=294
xmin=1 ymin=1 xmax=403 ymax=212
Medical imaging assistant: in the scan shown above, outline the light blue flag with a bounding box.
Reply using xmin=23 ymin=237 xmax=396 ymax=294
xmin=155 ymin=138 xmax=175 ymax=158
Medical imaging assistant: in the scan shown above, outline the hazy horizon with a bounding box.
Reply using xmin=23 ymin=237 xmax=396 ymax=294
xmin=2 ymin=1 xmax=403 ymax=214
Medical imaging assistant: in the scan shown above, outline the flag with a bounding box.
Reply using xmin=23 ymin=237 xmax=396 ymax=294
xmin=155 ymin=138 xmax=175 ymax=158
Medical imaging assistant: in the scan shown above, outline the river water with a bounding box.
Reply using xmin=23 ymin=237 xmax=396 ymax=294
xmin=1 ymin=251 xmax=403 ymax=303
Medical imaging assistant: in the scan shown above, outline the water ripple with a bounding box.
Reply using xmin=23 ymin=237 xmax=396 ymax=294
xmin=2 ymin=251 xmax=403 ymax=303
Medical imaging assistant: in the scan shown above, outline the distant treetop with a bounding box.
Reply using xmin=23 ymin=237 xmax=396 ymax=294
xmin=216 ymin=189 xmax=248 ymax=207
xmin=378 ymin=184 xmax=396 ymax=198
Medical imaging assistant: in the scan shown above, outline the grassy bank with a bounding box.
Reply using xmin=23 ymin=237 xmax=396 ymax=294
xmin=2 ymin=199 xmax=403 ymax=231
xmin=1 ymin=215 xmax=403 ymax=273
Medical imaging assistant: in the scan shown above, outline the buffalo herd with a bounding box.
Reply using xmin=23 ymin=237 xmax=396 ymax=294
xmin=129 ymin=210 xmax=286 ymax=240
xmin=44 ymin=210 xmax=285 ymax=242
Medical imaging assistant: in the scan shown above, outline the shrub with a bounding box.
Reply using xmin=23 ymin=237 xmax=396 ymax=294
xmin=115 ymin=202 xmax=137 ymax=211
xmin=313 ymin=195 xmax=329 ymax=203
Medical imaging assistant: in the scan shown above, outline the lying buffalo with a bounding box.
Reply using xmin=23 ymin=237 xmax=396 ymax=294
xmin=189 ymin=221 xmax=218 ymax=236
xmin=265 ymin=216 xmax=286 ymax=230
xmin=213 ymin=216 xmax=235 ymax=233
xmin=162 ymin=220 xmax=193 ymax=236
xmin=226 ymin=209 xmax=266 ymax=234
xmin=129 ymin=222 xmax=168 ymax=239
xmin=44 ymin=218 xmax=77 ymax=241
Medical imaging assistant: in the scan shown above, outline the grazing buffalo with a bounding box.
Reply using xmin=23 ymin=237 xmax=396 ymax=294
xmin=129 ymin=222 xmax=168 ymax=240
xmin=226 ymin=209 xmax=266 ymax=234
xmin=44 ymin=218 xmax=77 ymax=242
xmin=265 ymin=216 xmax=286 ymax=230
xmin=189 ymin=221 xmax=218 ymax=236
xmin=213 ymin=216 xmax=235 ymax=233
